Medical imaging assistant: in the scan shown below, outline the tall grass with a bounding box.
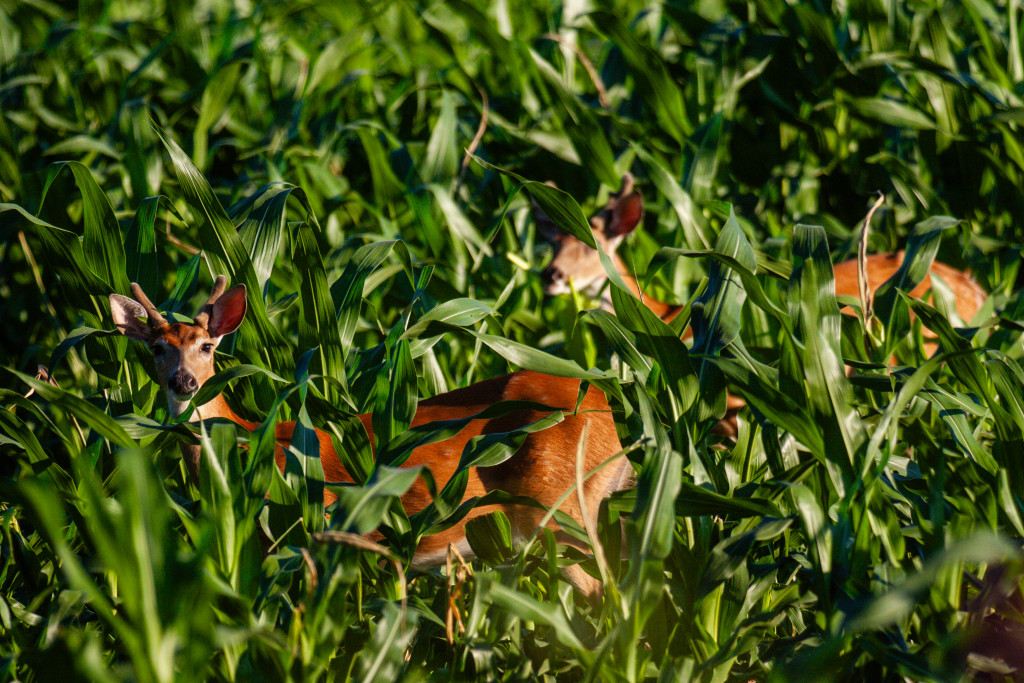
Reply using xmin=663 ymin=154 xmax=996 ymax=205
xmin=2 ymin=0 xmax=1024 ymax=680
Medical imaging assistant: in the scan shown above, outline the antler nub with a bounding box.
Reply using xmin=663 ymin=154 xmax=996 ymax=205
xmin=129 ymin=282 xmax=168 ymax=328
xmin=194 ymin=275 xmax=228 ymax=329
xmin=617 ymin=172 xmax=634 ymax=198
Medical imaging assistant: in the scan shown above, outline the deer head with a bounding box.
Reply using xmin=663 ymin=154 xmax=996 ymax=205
xmin=109 ymin=276 xmax=248 ymax=418
xmin=533 ymin=173 xmax=645 ymax=297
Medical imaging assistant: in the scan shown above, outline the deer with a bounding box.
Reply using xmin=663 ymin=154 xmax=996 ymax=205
xmin=109 ymin=277 xmax=631 ymax=597
xmin=535 ymin=174 xmax=987 ymax=351
xmin=830 ymin=252 xmax=987 ymax=356
xmin=535 ymin=174 xmax=988 ymax=430
xmin=535 ymin=173 xmax=681 ymax=323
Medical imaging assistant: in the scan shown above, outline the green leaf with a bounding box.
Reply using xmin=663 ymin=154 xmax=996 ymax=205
xmin=194 ymin=61 xmax=242 ymax=169
xmin=851 ymin=97 xmax=940 ymax=130
xmin=403 ymin=298 xmax=495 ymax=341
xmin=484 ymin=580 xmax=588 ymax=653
xmin=422 ymin=90 xmax=460 ymax=183
xmin=0 ymin=204 xmax=110 ymax=312
xmin=294 ymin=222 xmax=345 ymax=399
xmin=635 ymin=145 xmax=713 ymax=249
xmin=331 ymin=240 xmax=414 ymax=352
xmin=0 ymin=408 xmax=76 ymax=498
xmin=352 ymin=125 xmax=405 ymax=205
xmin=372 ymin=334 xmax=418 ymax=453
xmin=356 ymin=602 xmax=417 ymax=682
xmin=845 ymin=533 xmax=1019 ymax=632
xmin=690 ymin=208 xmax=756 ymax=355
xmin=39 ymin=161 xmax=130 ymax=294
xmin=590 ymin=10 xmax=689 ymax=144
xmin=676 ymin=481 xmax=781 ymax=518
xmin=465 ymin=511 xmax=515 ymax=566
xmin=124 ymin=196 xmax=174 ymax=297
xmin=232 ymin=183 xmax=321 ymax=290
xmin=190 ymin=363 xmax=288 ymax=411
xmin=11 ymin=369 xmax=134 ymax=449
xmin=333 ymin=465 xmax=423 ymax=536
xmin=629 ymin=435 xmax=682 ymax=562
xmin=788 ymin=224 xmax=865 ymax=490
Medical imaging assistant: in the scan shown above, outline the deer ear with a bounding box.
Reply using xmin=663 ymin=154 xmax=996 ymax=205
xmin=605 ymin=191 xmax=643 ymax=238
xmin=109 ymin=294 xmax=155 ymax=341
xmin=207 ymin=284 xmax=247 ymax=338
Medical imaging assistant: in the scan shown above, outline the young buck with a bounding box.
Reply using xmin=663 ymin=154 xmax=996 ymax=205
xmin=536 ymin=174 xmax=987 ymax=353
xmin=109 ymin=277 xmax=630 ymax=596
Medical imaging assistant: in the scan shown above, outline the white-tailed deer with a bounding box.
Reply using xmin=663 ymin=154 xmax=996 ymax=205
xmin=831 ymin=252 xmax=987 ymax=356
xmin=536 ymin=176 xmax=987 ymax=435
xmin=535 ymin=173 xmax=682 ymax=323
xmin=535 ymin=174 xmax=987 ymax=354
xmin=110 ymin=277 xmax=630 ymax=597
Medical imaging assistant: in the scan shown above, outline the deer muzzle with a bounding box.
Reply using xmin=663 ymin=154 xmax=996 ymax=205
xmin=168 ymin=371 xmax=198 ymax=396
xmin=541 ymin=265 xmax=570 ymax=295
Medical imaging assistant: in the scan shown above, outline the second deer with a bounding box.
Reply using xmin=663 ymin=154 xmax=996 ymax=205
xmin=535 ymin=174 xmax=986 ymax=353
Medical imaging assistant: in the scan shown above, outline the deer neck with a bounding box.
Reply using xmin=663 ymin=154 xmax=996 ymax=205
xmin=167 ymin=391 xmax=260 ymax=430
xmin=170 ymin=390 xmax=259 ymax=487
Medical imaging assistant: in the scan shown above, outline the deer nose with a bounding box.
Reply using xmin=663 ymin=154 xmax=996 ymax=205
xmin=541 ymin=266 xmax=563 ymax=286
xmin=169 ymin=371 xmax=198 ymax=395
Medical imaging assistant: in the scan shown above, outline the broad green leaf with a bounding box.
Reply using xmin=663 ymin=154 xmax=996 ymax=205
xmin=331 ymin=240 xmax=414 ymax=352
xmin=372 ymin=324 xmax=418 ymax=453
xmin=194 ymin=60 xmax=242 ymax=170
xmin=635 ymin=145 xmax=713 ymax=249
xmin=590 ymin=10 xmax=689 ymax=144
xmin=0 ymin=204 xmax=110 ymax=312
xmin=483 ymin=580 xmax=588 ymax=653
xmin=231 ymin=183 xmax=322 ymax=289
xmin=12 ymin=369 xmax=134 ymax=449
xmin=124 ymin=196 xmax=174 ymax=297
xmin=422 ymin=90 xmax=460 ymax=183
xmin=845 ymin=533 xmax=1019 ymax=632
xmin=333 ymin=465 xmax=423 ymax=536
xmin=356 ymin=602 xmax=417 ymax=682
xmin=789 ymin=224 xmax=865 ymax=490
xmin=39 ymin=161 xmax=129 ymax=294
xmin=402 ymin=298 xmax=495 ymax=341
xmin=851 ymin=97 xmax=940 ymax=130
xmin=465 ymin=511 xmax=515 ymax=566
xmin=294 ymin=221 xmax=345 ymax=399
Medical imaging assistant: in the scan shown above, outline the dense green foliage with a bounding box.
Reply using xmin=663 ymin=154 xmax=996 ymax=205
xmin=3 ymin=0 xmax=1024 ymax=680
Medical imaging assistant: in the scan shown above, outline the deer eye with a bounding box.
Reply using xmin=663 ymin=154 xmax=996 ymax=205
xmin=200 ymin=343 xmax=214 ymax=354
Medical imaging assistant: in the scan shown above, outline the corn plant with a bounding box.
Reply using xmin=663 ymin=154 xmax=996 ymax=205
xmin=3 ymin=0 xmax=1024 ymax=681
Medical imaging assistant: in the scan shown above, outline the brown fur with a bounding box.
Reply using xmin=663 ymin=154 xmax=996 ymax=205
xmin=541 ymin=208 xmax=985 ymax=346
xmin=536 ymin=177 xmax=988 ymax=439
xmin=832 ymin=251 xmax=986 ymax=355
xmin=111 ymin=286 xmax=628 ymax=597
xmin=256 ymin=373 xmax=623 ymax=595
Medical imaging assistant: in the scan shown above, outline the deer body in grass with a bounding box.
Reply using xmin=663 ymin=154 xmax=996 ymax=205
xmin=110 ymin=278 xmax=630 ymax=597
xmin=536 ymin=174 xmax=987 ymax=355
xmin=535 ymin=176 xmax=987 ymax=437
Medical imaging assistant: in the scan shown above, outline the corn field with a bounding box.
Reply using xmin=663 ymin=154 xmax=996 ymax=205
xmin=3 ymin=0 xmax=1024 ymax=680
